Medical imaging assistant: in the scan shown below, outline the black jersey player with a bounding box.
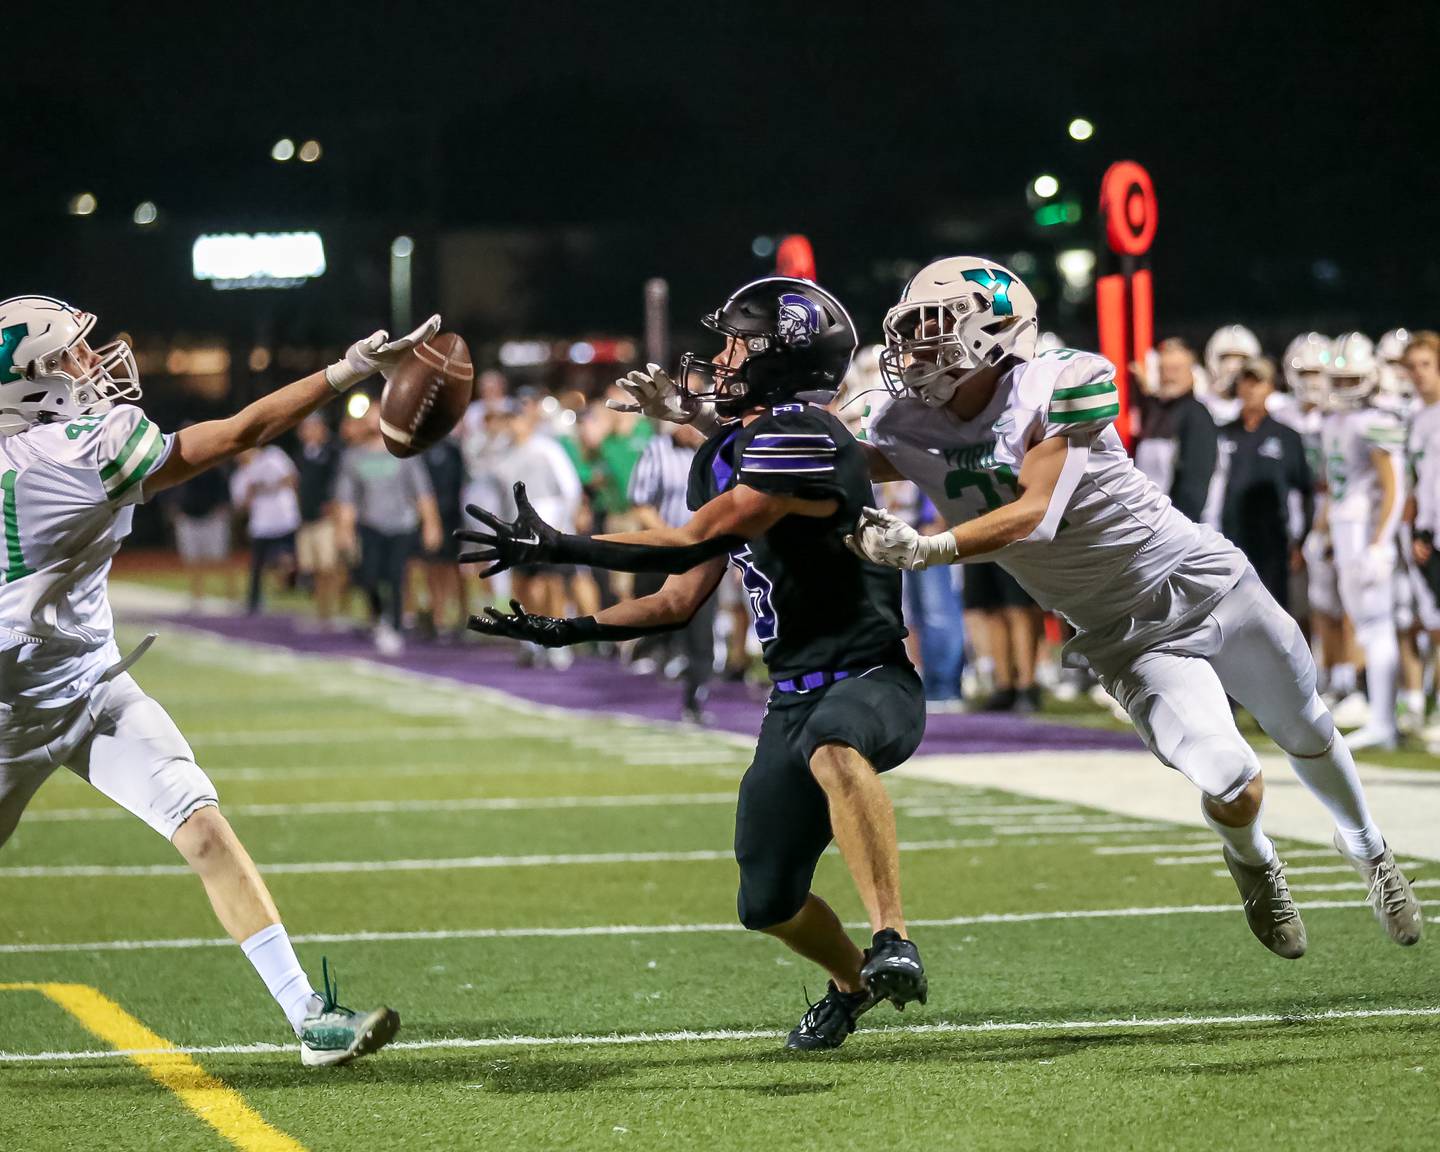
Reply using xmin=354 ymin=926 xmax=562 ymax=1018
xmin=461 ymin=278 xmax=927 ymax=1049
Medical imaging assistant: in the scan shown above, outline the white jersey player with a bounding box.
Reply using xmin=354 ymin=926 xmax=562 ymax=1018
xmin=1320 ymin=333 xmax=1405 ymax=749
xmin=844 ymin=257 xmax=1420 ymax=956
xmin=1402 ymin=333 xmax=1440 ymax=737
xmin=0 ymin=294 xmax=437 ymax=1065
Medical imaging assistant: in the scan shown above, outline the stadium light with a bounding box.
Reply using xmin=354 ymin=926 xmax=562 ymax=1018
xmin=1056 ymin=247 xmax=1097 ymax=291
xmin=1068 ymin=117 xmax=1094 ymax=141
xmin=298 ymin=139 xmax=322 ymax=163
xmin=390 ymin=235 xmax=415 ymax=259
xmin=192 ymin=232 xmax=327 ymax=289
xmin=346 ymin=392 xmax=371 ymax=420
xmin=68 ymin=192 xmax=98 ymax=216
xmin=1032 ymin=174 xmax=1060 ymax=199
xmin=751 ymin=235 xmax=775 ymax=259
xmin=271 ymin=138 xmax=295 ymax=162
xmin=133 ymin=201 xmax=158 ymax=226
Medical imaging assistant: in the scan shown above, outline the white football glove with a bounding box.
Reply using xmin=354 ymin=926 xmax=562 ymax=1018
xmin=843 ymin=507 xmax=958 ymax=571
xmin=325 ymin=313 xmax=442 ymax=392
xmin=608 ymin=364 xmax=720 ymax=432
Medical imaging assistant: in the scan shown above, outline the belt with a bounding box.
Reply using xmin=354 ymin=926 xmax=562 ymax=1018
xmin=774 ymin=669 xmax=851 ymax=694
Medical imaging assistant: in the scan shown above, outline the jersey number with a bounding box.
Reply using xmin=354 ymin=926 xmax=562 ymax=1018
xmin=732 ymin=547 xmax=777 ymax=644
xmin=64 ymin=417 xmax=104 ymax=440
xmin=1 ymin=470 xmax=32 ymax=582
xmin=944 ymin=467 xmax=1018 ymax=513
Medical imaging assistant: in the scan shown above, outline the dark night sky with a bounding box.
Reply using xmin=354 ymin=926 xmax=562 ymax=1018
xmin=10 ymin=1 xmax=1440 ymax=342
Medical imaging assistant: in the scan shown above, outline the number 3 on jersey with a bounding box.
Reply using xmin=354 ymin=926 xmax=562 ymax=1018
xmin=1 ymin=469 xmax=32 ymax=582
xmin=732 ymin=546 xmax=777 ymax=643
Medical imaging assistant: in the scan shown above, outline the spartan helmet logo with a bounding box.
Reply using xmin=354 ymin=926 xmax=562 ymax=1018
xmin=776 ymin=293 xmax=821 ymax=348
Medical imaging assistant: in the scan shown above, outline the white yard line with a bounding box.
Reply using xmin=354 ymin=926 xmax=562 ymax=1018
xmin=3 ymin=1004 xmax=1435 ymax=1063
xmin=0 ymin=836 xmax=1014 ymax=879
xmin=899 ymin=752 xmax=1440 ymax=864
xmin=22 ymin=793 xmax=742 ymax=823
xmin=1155 ymin=849 xmax=1355 ymax=866
xmin=1209 ymin=863 xmax=1421 ymax=878
xmin=0 ymin=898 xmax=1380 ymax=955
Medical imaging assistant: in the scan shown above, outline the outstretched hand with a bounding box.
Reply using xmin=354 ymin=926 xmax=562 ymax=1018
xmin=457 ymin=482 xmax=562 ymax=578
xmin=467 ymin=599 xmax=575 ymax=648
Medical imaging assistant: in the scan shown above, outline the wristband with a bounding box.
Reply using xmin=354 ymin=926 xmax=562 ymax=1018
xmin=324 ymin=360 xmax=365 ymax=392
xmin=917 ymin=531 xmax=959 ymax=569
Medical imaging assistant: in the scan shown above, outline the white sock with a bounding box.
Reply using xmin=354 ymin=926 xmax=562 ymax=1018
xmin=241 ymin=923 xmax=320 ymax=1035
xmin=1289 ymin=735 xmax=1386 ymax=860
xmin=1402 ymin=688 xmax=1425 ymax=715
xmin=1203 ymin=802 xmax=1275 ymax=867
xmin=1331 ymin=663 xmax=1356 ymax=698
xmin=1356 ymin=621 xmax=1399 ymax=735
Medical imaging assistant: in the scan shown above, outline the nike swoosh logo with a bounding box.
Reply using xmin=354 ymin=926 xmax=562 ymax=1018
xmin=514 ymin=535 xmax=540 ymax=546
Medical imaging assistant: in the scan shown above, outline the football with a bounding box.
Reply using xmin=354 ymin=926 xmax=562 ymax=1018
xmin=378 ymin=331 xmax=473 ymax=457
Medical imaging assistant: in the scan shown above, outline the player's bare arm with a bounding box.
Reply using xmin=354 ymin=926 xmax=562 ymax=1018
xmin=846 ymin=434 xmax=1075 ymax=570
xmin=457 ymin=479 xmax=836 ymax=577
xmin=471 ymin=555 xmax=727 ymax=646
xmin=147 ymin=316 xmax=440 ymax=495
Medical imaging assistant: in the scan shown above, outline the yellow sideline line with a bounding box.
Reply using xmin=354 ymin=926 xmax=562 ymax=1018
xmin=0 ymin=983 xmax=306 ymax=1152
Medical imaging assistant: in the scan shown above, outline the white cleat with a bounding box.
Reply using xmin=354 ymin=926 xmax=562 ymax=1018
xmin=1344 ymin=726 xmax=1399 ymax=752
xmin=1333 ymin=833 xmax=1423 ymax=946
xmin=1331 ymin=692 xmax=1371 ymax=730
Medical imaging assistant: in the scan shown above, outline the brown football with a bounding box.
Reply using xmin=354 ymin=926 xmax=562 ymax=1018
xmin=379 ymin=331 xmax=474 ymax=458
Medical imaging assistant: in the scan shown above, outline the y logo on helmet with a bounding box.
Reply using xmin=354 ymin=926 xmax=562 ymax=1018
xmin=0 ymin=324 xmax=27 ymax=384
xmin=776 ymin=294 xmax=821 ymax=348
xmin=960 ymin=269 xmax=1015 ymax=317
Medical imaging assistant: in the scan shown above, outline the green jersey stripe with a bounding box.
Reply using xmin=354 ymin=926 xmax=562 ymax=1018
xmin=1051 ymin=380 xmax=1116 ymax=402
xmin=1050 ymin=403 xmax=1120 ymax=425
xmin=105 ymin=425 xmax=165 ymax=499
xmin=1049 ymin=390 xmax=1120 ymax=416
xmin=99 ymin=417 xmax=154 ymax=482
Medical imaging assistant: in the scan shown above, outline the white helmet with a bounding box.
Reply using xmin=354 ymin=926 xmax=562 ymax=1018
xmin=1375 ymin=328 xmax=1414 ymax=410
xmin=1282 ymin=331 xmax=1331 ymax=405
xmin=1327 ymin=331 xmax=1378 ymax=405
xmin=1204 ymin=325 xmax=1262 ymax=398
xmin=879 ymin=256 xmax=1039 ymax=407
xmin=0 ymin=296 xmax=140 ymax=435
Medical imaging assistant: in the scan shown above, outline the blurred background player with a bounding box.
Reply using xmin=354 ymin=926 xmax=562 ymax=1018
xmin=493 ymin=388 xmax=586 ymax=667
xmin=164 ymin=432 xmax=236 ymax=612
xmin=1402 ymin=331 xmax=1440 ymax=745
xmin=230 ymin=442 xmax=300 ymax=615
xmin=295 ymin=413 xmax=343 ymax=627
xmin=0 ymin=294 xmax=428 ymax=1064
xmin=1322 ymin=333 xmax=1406 ymax=749
xmin=1206 ymin=357 xmax=1314 ymax=613
xmin=1134 ymin=337 xmax=1218 ymax=522
xmin=1201 ymin=324 xmax=1263 ymax=424
xmin=627 ymin=423 xmax=715 ymax=721
xmin=419 ymin=427 xmax=469 ymax=641
xmin=333 ymin=404 xmax=442 ymax=656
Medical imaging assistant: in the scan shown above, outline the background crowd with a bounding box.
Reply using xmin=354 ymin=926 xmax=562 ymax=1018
xmin=156 ymin=325 xmax=1440 ymax=748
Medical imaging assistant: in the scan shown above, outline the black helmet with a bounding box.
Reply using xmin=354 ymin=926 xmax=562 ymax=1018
xmin=678 ymin=277 xmax=858 ymax=417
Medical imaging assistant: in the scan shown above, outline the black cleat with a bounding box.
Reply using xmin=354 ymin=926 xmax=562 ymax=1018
xmin=860 ymin=928 xmax=928 ymax=1009
xmin=785 ymin=982 xmax=876 ymax=1050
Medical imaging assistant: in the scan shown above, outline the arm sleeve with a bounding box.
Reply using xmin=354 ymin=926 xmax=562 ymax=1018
xmin=1169 ymin=400 xmax=1218 ymax=521
xmin=734 ymin=407 xmax=847 ymax=501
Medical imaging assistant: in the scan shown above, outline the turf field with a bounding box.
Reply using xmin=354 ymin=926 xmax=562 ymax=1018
xmin=1 ymin=620 xmax=1436 ymax=1151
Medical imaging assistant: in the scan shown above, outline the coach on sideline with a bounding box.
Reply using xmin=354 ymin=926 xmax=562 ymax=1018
xmin=1206 ymin=357 xmax=1314 ymax=612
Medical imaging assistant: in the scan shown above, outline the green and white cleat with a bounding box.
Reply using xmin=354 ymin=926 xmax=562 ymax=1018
xmin=1222 ymin=847 xmax=1307 ymax=959
xmin=1332 ymin=833 xmax=1423 ymax=946
xmin=300 ymin=958 xmax=401 ymax=1068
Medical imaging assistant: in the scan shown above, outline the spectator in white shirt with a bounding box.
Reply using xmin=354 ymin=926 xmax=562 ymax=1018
xmin=230 ymin=445 xmax=300 ymax=614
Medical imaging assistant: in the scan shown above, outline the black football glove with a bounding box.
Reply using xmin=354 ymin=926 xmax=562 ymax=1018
xmin=468 ymin=599 xmax=587 ymax=648
xmin=456 ymin=482 xmax=562 ymax=578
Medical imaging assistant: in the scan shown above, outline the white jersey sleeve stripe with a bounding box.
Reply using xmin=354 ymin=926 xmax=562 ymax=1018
xmin=100 ymin=419 xmax=165 ymax=499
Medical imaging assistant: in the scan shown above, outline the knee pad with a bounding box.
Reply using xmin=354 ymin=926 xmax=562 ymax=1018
xmin=1277 ymin=692 xmax=1337 ymax=759
xmin=737 ymin=879 xmax=809 ymax=932
xmin=1175 ymin=732 xmax=1261 ymax=804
